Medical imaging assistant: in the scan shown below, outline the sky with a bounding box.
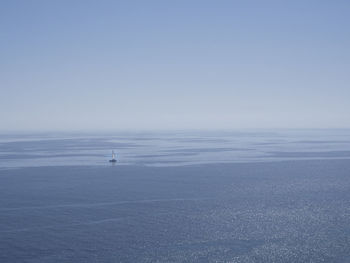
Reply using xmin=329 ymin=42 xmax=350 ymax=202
xmin=1 ymin=0 xmax=350 ymax=131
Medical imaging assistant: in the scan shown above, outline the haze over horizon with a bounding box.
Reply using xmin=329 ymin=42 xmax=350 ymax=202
xmin=1 ymin=0 xmax=350 ymax=131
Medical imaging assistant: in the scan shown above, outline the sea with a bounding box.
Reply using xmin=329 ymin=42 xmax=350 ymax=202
xmin=0 ymin=129 xmax=350 ymax=262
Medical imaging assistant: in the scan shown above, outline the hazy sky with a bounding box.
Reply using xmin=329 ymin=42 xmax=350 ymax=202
xmin=1 ymin=0 xmax=350 ymax=131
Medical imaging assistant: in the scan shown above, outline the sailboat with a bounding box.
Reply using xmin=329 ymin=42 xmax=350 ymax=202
xmin=109 ymin=151 xmax=117 ymax=163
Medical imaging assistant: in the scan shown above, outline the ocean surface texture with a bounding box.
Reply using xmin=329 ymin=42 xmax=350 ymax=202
xmin=0 ymin=130 xmax=350 ymax=262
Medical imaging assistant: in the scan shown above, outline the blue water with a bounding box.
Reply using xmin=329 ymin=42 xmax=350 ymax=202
xmin=1 ymin=129 xmax=350 ymax=168
xmin=1 ymin=130 xmax=350 ymax=262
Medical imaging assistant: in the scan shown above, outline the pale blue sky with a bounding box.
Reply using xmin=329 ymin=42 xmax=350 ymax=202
xmin=1 ymin=0 xmax=350 ymax=131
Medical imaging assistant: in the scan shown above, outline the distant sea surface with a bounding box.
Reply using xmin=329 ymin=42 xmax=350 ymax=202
xmin=1 ymin=129 xmax=350 ymax=168
xmin=1 ymin=130 xmax=350 ymax=262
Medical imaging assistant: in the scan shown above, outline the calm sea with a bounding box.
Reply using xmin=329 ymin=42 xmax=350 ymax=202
xmin=1 ymin=130 xmax=350 ymax=262
xmin=1 ymin=129 xmax=350 ymax=168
